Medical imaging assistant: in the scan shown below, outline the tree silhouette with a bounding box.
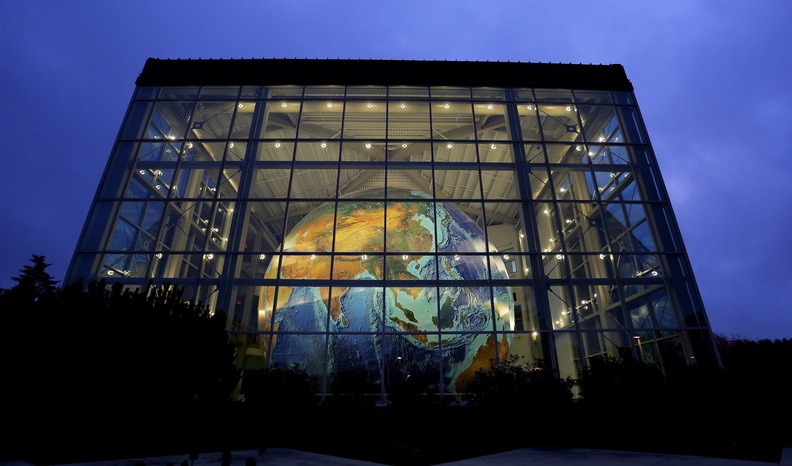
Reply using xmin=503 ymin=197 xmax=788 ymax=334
xmin=7 ymin=254 xmax=59 ymax=300
xmin=1 ymin=257 xmax=241 ymax=463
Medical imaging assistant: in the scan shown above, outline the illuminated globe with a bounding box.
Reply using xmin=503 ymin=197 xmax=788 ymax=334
xmin=259 ymin=188 xmax=513 ymax=392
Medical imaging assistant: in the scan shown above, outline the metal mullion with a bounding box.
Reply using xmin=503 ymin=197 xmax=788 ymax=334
xmin=536 ymin=105 xmax=588 ymax=370
xmin=525 ymin=94 xmax=567 ymax=375
xmin=425 ymin=95 xmax=446 ymax=402
xmin=320 ymin=95 xmax=347 ymax=404
xmin=219 ymin=94 xmax=260 ymax=326
xmin=263 ymin=86 xmax=305 ymax=368
xmin=470 ymin=97 xmax=507 ymax=367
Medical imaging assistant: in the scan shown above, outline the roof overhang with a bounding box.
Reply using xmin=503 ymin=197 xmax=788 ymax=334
xmin=136 ymin=58 xmax=633 ymax=91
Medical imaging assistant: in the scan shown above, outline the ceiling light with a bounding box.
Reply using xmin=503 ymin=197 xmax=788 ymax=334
xmin=281 ymin=102 xmax=287 ymax=107
xmin=444 ymin=103 xmax=450 ymax=109
xmin=599 ymin=254 xmax=606 ymax=259
xmin=565 ymin=219 xmax=572 ymax=224
xmin=527 ymin=105 xmax=533 ymax=110
xmin=326 ymin=103 xmax=333 ymax=108
xmin=321 ymin=142 xmax=327 ymax=148
xmin=503 ymin=255 xmax=510 ymax=260
xmin=490 ymin=144 xmax=497 ymax=149
xmin=229 ymin=142 xmax=234 ymax=148
xmin=205 ymin=254 xmax=214 ymax=260
xmin=556 ymin=254 xmax=563 ymax=260
xmin=361 ymin=254 xmax=368 ymax=260
xmin=565 ymin=106 xmax=573 ymax=112
xmin=275 ymin=142 xmax=281 ymax=148
xmin=402 ymin=254 xmax=409 ymax=260
xmin=447 ymin=143 xmax=453 ymax=148
xmin=400 ymin=103 xmax=406 ymax=108
xmin=576 ymin=145 xmax=582 ymax=151
xmin=310 ymin=254 xmax=316 ymax=260
xmin=238 ymin=103 xmax=243 ymax=108
xmin=367 ymin=103 xmax=373 ymax=108
xmin=259 ymin=254 xmax=266 ymax=259
xmin=402 ymin=143 xmax=407 ymax=148
xmin=365 ymin=142 xmax=371 ymax=148
xmin=156 ymin=253 xmax=162 ymax=259
xmin=487 ymin=105 xmax=493 ymax=110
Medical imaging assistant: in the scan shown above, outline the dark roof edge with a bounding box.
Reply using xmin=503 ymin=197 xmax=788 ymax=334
xmin=136 ymin=58 xmax=633 ymax=91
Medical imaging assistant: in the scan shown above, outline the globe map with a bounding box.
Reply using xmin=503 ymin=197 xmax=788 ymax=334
xmin=259 ymin=188 xmax=513 ymax=392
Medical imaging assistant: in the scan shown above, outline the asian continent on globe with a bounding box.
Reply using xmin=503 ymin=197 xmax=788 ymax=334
xmin=258 ymin=188 xmax=513 ymax=392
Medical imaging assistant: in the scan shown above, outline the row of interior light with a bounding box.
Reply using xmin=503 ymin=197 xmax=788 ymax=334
xmin=273 ymin=141 xmax=500 ymax=150
xmin=279 ymin=102 xmax=574 ymax=112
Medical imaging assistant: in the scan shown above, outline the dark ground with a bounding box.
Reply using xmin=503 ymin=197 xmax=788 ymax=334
xmin=4 ymin=398 xmax=785 ymax=466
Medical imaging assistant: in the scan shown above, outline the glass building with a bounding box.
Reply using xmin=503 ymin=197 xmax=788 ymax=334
xmin=67 ymin=58 xmax=719 ymax=400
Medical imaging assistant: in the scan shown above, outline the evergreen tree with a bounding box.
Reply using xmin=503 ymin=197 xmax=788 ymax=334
xmin=9 ymin=254 xmax=59 ymax=299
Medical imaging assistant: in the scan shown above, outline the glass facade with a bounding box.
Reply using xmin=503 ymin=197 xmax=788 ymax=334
xmin=68 ymin=59 xmax=718 ymax=401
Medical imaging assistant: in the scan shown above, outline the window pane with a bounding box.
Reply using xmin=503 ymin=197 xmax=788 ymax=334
xmin=388 ymin=101 xmax=430 ymax=139
xmin=146 ymin=102 xmax=194 ymax=140
xmin=290 ymin=166 xmax=338 ymax=199
xmin=298 ymin=101 xmax=343 ymax=139
xmin=479 ymin=142 xmax=514 ymax=163
xmin=199 ymin=86 xmax=239 ymax=99
xmin=537 ymin=104 xmax=582 ymax=144
xmin=189 ymin=101 xmax=236 ymax=139
xmin=432 ymin=101 xmax=475 ymax=141
xmin=259 ymin=101 xmax=300 ymax=139
xmin=342 ymin=101 xmax=386 ymax=139
xmin=475 ymin=103 xmax=511 ymax=141
xmin=257 ymin=141 xmax=293 ymax=161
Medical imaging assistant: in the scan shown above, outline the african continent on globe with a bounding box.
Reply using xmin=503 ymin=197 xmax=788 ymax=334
xmin=259 ymin=188 xmax=513 ymax=393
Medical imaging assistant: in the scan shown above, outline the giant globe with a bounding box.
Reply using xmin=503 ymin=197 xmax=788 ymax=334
xmin=259 ymin=188 xmax=513 ymax=393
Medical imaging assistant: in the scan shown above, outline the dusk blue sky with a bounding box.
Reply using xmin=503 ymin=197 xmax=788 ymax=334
xmin=1 ymin=1 xmax=790 ymax=340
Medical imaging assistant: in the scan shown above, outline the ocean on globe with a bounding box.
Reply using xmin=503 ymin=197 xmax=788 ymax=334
xmin=258 ymin=188 xmax=513 ymax=393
